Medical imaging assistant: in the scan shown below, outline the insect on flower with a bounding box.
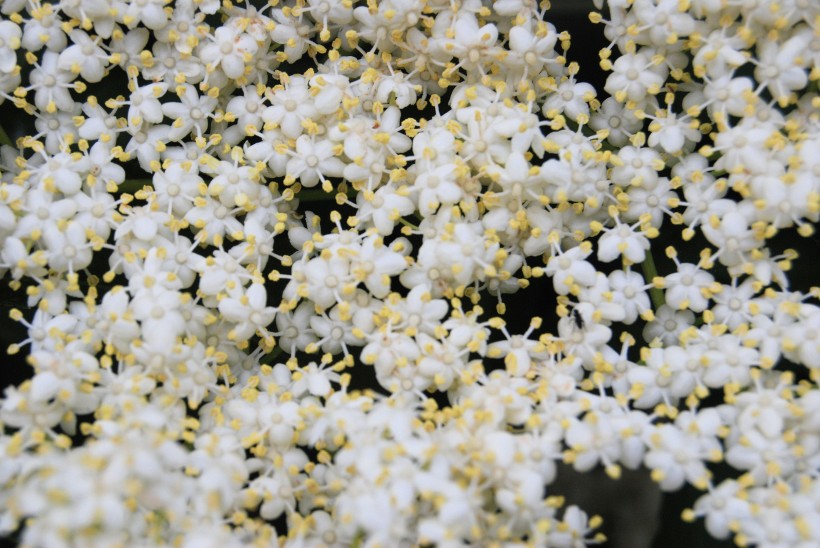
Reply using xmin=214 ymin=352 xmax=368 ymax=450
xmin=572 ymin=308 xmax=585 ymax=330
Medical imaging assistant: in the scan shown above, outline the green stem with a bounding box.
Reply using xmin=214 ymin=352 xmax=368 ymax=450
xmin=118 ymin=178 xmax=152 ymax=194
xmin=261 ymin=346 xmax=284 ymax=365
xmin=641 ymin=250 xmax=665 ymax=310
xmin=399 ymin=217 xmax=418 ymax=230
xmin=350 ymin=530 xmax=365 ymax=548
xmin=0 ymin=124 xmax=13 ymax=147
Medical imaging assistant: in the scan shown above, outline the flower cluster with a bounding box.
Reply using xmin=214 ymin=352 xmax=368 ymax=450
xmin=0 ymin=0 xmax=817 ymax=546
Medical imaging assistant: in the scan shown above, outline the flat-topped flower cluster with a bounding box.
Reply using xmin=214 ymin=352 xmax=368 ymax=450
xmin=0 ymin=0 xmax=817 ymax=546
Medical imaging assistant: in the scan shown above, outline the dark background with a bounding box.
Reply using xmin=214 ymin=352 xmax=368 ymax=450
xmin=2 ymin=1 xmax=816 ymax=546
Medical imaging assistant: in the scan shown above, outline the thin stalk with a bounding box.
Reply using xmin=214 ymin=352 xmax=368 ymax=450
xmin=399 ymin=217 xmax=418 ymax=230
xmin=641 ymin=250 xmax=665 ymax=310
xmin=261 ymin=346 xmax=284 ymax=364
xmin=0 ymin=124 xmax=13 ymax=147
xmin=118 ymin=178 xmax=153 ymax=194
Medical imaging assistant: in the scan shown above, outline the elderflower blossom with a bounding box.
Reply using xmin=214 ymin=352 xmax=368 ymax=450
xmin=0 ymin=0 xmax=818 ymax=547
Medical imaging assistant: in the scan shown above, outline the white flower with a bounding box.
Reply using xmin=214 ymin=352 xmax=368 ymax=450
xmin=590 ymin=97 xmax=644 ymax=147
xmin=557 ymin=305 xmax=612 ymax=368
xmin=218 ymin=283 xmax=276 ymax=344
xmin=199 ymin=26 xmax=258 ymax=80
xmin=506 ymin=22 xmax=558 ymax=74
xmin=354 ymin=183 xmax=415 ymax=235
xmin=488 ymin=319 xmax=544 ymax=377
xmin=443 ymin=13 xmax=500 ymax=71
xmin=142 ymin=42 xmax=205 ymax=84
xmin=632 ymin=0 xmax=696 ymax=47
xmin=1 ymin=2 xmax=819 ymax=547
xmin=58 ymin=30 xmax=108 ymax=83
xmin=611 ymin=145 xmax=664 ymax=189
xmin=753 ymin=34 xmax=809 ymax=107
xmin=604 ymin=52 xmax=667 ymax=104
xmin=663 ymin=261 xmax=715 ymax=312
xmin=542 ymin=78 xmax=597 ymax=121
xmin=205 ymin=156 xmax=261 ymax=209
xmin=21 ymin=4 xmax=66 ymax=53
xmin=41 ymin=221 xmax=94 ymax=274
xmin=595 ymin=217 xmax=652 ymax=264
xmin=119 ymin=0 xmax=171 ymax=30
xmin=545 ymin=243 xmax=597 ymax=296
xmin=643 ymin=420 xmax=718 ymax=491
xmin=285 ymin=134 xmax=345 ymax=188
xmin=0 ymin=20 xmax=21 ymax=73
xmin=413 ymin=162 xmax=464 ymax=217
xmin=150 ymin=162 xmax=202 ymax=216
xmin=608 ymin=269 xmax=652 ymax=324
xmin=642 ymin=305 xmax=695 ymax=346
xmin=28 ymin=52 xmax=77 ymax=113
xmin=263 ymin=75 xmax=316 ymax=139
xmin=273 ymin=302 xmax=317 ymax=355
xmin=124 ymin=82 xmax=168 ymax=128
xmin=646 ymin=108 xmax=701 ymax=154
xmin=162 ymin=83 xmax=218 ymax=141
